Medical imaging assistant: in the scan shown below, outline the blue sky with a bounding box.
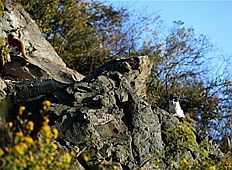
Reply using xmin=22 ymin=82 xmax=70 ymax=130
xmin=100 ymin=0 xmax=232 ymax=75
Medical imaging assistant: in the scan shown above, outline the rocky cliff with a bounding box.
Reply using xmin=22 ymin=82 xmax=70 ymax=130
xmin=0 ymin=1 xmax=83 ymax=153
xmin=0 ymin=2 xmax=220 ymax=170
xmin=2 ymin=55 xmax=180 ymax=169
xmin=0 ymin=2 xmax=83 ymax=83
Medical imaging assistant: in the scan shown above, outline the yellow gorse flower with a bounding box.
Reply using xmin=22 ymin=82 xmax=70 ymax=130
xmin=35 ymin=165 xmax=40 ymax=170
xmin=113 ymin=165 xmax=118 ymax=170
xmin=26 ymin=121 xmax=34 ymax=131
xmin=16 ymin=131 xmax=24 ymax=137
xmin=52 ymin=128 xmax=59 ymax=139
xmin=56 ymin=162 xmax=62 ymax=167
xmin=42 ymin=100 xmax=51 ymax=112
xmin=15 ymin=158 xmax=20 ymax=164
xmin=181 ymin=158 xmax=189 ymax=166
xmin=1 ymin=100 xmax=74 ymax=169
xmin=102 ymin=160 xmax=109 ymax=165
xmin=30 ymin=155 xmax=34 ymax=162
xmin=42 ymin=100 xmax=51 ymax=107
xmin=14 ymin=143 xmax=27 ymax=155
xmin=42 ymin=124 xmax=51 ymax=132
xmin=156 ymin=150 xmax=160 ymax=155
xmin=21 ymin=158 xmax=27 ymax=168
xmin=51 ymin=143 xmax=58 ymax=150
xmin=42 ymin=158 xmax=46 ymax=165
xmin=147 ymin=153 xmax=153 ymax=159
xmin=41 ymin=123 xmax=53 ymax=139
xmin=207 ymin=166 xmax=216 ymax=170
xmin=24 ymin=136 xmax=33 ymax=144
xmin=6 ymin=122 xmax=13 ymax=128
xmin=71 ymin=151 xmax=76 ymax=156
xmin=19 ymin=106 xmax=26 ymax=115
xmin=98 ymin=164 xmax=104 ymax=169
xmin=19 ymin=106 xmax=25 ymax=112
xmin=49 ymin=156 xmax=54 ymax=161
xmin=83 ymin=154 xmax=89 ymax=162
xmin=0 ymin=148 xmax=4 ymax=156
xmin=47 ymin=159 xmax=51 ymax=164
xmin=44 ymin=116 xmax=49 ymax=124
xmin=64 ymin=153 xmax=72 ymax=163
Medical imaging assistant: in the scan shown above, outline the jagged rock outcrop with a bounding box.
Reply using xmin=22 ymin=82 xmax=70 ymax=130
xmin=0 ymin=1 xmax=83 ymax=148
xmin=4 ymin=56 xmax=170 ymax=169
xmin=0 ymin=2 xmax=84 ymax=83
xmin=52 ymin=56 xmax=164 ymax=169
xmin=0 ymin=77 xmax=10 ymax=147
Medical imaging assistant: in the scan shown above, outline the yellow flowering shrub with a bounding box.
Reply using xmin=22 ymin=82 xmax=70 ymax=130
xmin=140 ymin=119 xmax=231 ymax=170
xmin=26 ymin=121 xmax=34 ymax=131
xmin=82 ymin=153 xmax=89 ymax=162
xmin=0 ymin=100 xmax=75 ymax=170
xmin=97 ymin=159 xmax=120 ymax=170
xmin=145 ymin=120 xmax=232 ymax=170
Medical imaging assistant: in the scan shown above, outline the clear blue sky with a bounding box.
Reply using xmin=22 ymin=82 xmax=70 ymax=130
xmin=100 ymin=0 xmax=232 ymax=75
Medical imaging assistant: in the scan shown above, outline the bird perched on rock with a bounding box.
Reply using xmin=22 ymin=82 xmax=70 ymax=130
xmin=169 ymin=95 xmax=185 ymax=118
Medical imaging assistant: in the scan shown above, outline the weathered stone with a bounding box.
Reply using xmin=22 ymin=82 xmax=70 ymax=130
xmin=0 ymin=78 xmax=7 ymax=99
xmin=0 ymin=78 xmax=10 ymax=147
xmin=50 ymin=57 xmax=164 ymax=169
xmin=0 ymin=2 xmax=84 ymax=83
xmin=5 ymin=79 xmax=68 ymax=104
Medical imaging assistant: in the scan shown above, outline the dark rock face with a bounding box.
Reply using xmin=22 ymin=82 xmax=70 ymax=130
xmin=2 ymin=56 xmax=174 ymax=169
xmin=51 ymin=57 xmax=164 ymax=168
xmin=0 ymin=1 xmax=83 ymax=148
xmin=0 ymin=2 xmax=186 ymax=169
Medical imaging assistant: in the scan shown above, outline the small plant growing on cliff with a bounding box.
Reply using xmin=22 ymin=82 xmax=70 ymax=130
xmin=0 ymin=0 xmax=4 ymax=16
xmin=0 ymin=40 xmax=10 ymax=70
xmin=0 ymin=100 xmax=75 ymax=169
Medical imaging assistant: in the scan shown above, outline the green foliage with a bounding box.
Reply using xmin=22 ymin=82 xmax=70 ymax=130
xmin=0 ymin=40 xmax=10 ymax=69
xmin=0 ymin=0 xmax=4 ymax=16
xmin=17 ymin=0 xmax=129 ymax=75
xmin=146 ymin=21 xmax=231 ymax=144
xmin=161 ymin=119 xmax=232 ymax=170
xmin=164 ymin=120 xmax=198 ymax=156
xmin=147 ymin=21 xmax=212 ymax=106
xmin=16 ymin=0 xmax=59 ymax=35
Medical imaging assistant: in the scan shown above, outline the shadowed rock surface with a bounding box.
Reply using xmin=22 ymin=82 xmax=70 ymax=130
xmin=52 ymin=57 xmax=164 ymax=169
xmin=6 ymin=56 xmax=171 ymax=169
